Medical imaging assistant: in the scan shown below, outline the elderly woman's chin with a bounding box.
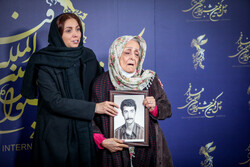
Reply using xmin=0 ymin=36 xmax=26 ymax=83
xmin=124 ymin=66 xmax=136 ymax=73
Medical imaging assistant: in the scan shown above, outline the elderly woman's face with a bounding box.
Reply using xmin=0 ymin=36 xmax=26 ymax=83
xmin=62 ymin=18 xmax=81 ymax=48
xmin=119 ymin=40 xmax=140 ymax=73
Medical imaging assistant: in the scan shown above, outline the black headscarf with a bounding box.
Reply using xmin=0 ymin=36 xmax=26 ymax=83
xmin=21 ymin=13 xmax=96 ymax=99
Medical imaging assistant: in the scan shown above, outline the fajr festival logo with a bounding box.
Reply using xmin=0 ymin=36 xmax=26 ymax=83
xmin=178 ymin=83 xmax=224 ymax=119
xmin=182 ymin=0 xmax=228 ymax=22
xmin=191 ymin=34 xmax=208 ymax=70
xmin=229 ymin=32 xmax=250 ymax=67
xmin=199 ymin=141 xmax=216 ymax=167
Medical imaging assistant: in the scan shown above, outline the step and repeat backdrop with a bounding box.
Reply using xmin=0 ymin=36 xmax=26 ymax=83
xmin=0 ymin=0 xmax=249 ymax=166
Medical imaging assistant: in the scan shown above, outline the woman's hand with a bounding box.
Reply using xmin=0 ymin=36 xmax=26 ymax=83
xmin=95 ymin=101 xmax=119 ymax=116
xmin=143 ymin=96 xmax=156 ymax=111
xmin=101 ymin=138 xmax=129 ymax=153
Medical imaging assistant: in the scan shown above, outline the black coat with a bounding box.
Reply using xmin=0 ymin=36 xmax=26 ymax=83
xmin=31 ymin=53 xmax=103 ymax=167
xmin=20 ymin=13 xmax=104 ymax=167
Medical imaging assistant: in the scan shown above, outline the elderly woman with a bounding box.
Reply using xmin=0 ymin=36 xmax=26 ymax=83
xmin=21 ymin=13 xmax=118 ymax=167
xmin=92 ymin=35 xmax=173 ymax=167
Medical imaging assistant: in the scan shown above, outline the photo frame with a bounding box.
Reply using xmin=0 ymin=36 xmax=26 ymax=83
xmin=110 ymin=90 xmax=149 ymax=146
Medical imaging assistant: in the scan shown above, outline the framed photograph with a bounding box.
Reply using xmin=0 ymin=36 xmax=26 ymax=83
xmin=110 ymin=90 xmax=149 ymax=146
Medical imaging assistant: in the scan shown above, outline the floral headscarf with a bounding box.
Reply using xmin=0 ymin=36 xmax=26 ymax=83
xmin=108 ymin=35 xmax=156 ymax=90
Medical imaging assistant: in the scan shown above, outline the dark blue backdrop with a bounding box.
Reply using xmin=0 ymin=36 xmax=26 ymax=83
xmin=0 ymin=0 xmax=249 ymax=167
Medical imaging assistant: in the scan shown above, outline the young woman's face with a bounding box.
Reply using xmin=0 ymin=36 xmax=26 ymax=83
xmin=119 ymin=40 xmax=140 ymax=73
xmin=62 ymin=18 xmax=81 ymax=48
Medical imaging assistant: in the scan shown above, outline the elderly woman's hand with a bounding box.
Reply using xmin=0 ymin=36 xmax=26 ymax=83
xmin=101 ymin=138 xmax=129 ymax=153
xmin=143 ymin=96 xmax=156 ymax=112
xmin=95 ymin=101 xmax=119 ymax=116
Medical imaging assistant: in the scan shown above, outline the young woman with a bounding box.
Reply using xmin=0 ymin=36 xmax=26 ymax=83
xmin=21 ymin=13 xmax=118 ymax=167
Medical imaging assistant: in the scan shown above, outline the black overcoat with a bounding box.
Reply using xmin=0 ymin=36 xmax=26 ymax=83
xmin=31 ymin=50 xmax=103 ymax=167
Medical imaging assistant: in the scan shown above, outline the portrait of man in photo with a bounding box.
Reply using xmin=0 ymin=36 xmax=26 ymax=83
xmin=114 ymin=99 xmax=144 ymax=140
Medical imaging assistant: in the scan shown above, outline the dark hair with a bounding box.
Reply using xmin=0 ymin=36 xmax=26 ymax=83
xmin=120 ymin=99 xmax=137 ymax=112
xmin=56 ymin=13 xmax=82 ymax=36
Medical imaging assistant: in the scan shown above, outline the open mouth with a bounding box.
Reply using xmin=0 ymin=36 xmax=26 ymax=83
xmin=72 ymin=40 xmax=79 ymax=44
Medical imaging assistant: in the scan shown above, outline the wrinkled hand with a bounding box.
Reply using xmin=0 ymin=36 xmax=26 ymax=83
xmin=143 ymin=96 xmax=156 ymax=111
xmin=95 ymin=101 xmax=119 ymax=116
xmin=101 ymin=138 xmax=129 ymax=153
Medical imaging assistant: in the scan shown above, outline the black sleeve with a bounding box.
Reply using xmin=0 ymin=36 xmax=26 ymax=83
xmin=150 ymin=74 xmax=172 ymax=120
xmin=37 ymin=67 xmax=96 ymax=121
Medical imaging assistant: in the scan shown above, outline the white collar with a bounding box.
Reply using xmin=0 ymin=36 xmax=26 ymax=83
xmin=121 ymin=68 xmax=136 ymax=78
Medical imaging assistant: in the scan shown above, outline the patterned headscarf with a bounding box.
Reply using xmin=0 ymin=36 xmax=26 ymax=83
xmin=108 ymin=35 xmax=155 ymax=90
